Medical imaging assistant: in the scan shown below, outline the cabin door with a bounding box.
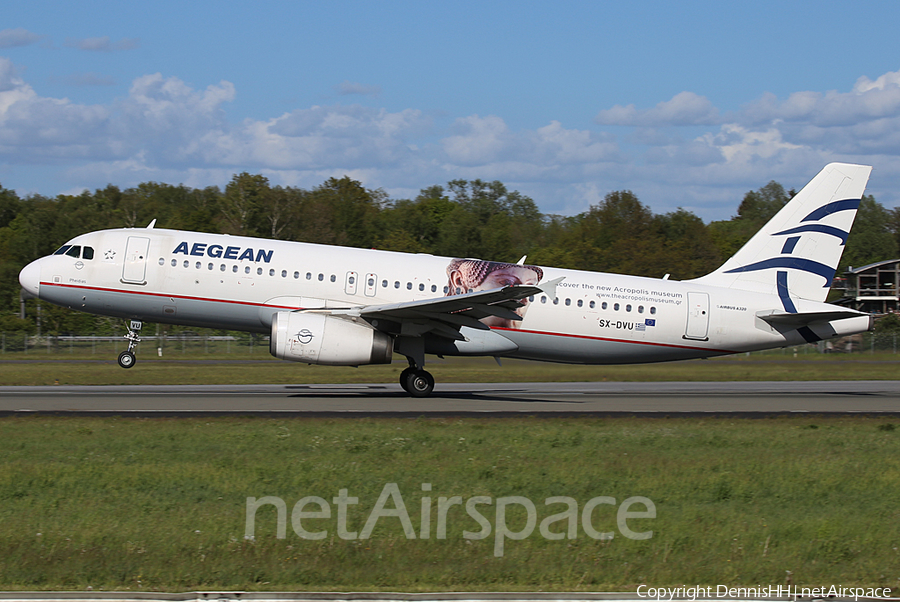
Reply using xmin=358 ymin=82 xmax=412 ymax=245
xmin=122 ymin=236 xmax=150 ymax=284
xmin=684 ymin=292 xmax=710 ymax=341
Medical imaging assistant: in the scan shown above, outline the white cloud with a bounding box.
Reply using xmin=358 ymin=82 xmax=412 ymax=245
xmin=699 ymin=124 xmax=802 ymax=163
xmin=64 ymin=37 xmax=140 ymax=52
xmin=741 ymin=69 xmax=900 ymax=127
xmin=0 ymin=28 xmax=41 ymax=48
xmin=210 ymin=105 xmax=433 ymax=170
xmin=63 ymin=73 xmax=117 ymax=87
xmin=595 ymin=91 xmax=720 ymax=126
xmin=442 ymin=115 xmax=511 ymax=165
xmin=335 ymin=81 xmax=381 ymax=97
xmin=3 ymin=63 xmax=900 ymax=219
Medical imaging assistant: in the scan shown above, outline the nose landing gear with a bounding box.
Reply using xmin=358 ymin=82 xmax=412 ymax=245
xmin=117 ymin=320 xmax=142 ymax=369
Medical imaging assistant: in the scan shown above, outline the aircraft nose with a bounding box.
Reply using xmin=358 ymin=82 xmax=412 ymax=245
xmin=18 ymin=259 xmax=41 ymax=298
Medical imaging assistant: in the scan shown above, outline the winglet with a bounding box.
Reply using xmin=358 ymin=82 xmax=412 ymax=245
xmin=146 ymin=219 xmax=157 ymax=229
xmin=538 ymin=276 xmax=566 ymax=301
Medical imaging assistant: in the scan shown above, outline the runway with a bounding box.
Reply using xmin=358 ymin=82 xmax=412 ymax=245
xmin=1 ymin=381 xmax=899 ymax=416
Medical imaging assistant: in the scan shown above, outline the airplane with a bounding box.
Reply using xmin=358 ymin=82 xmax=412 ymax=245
xmin=18 ymin=163 xmax=874 ymax=397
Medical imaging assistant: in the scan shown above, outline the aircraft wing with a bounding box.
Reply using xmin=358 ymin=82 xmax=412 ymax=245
xmin=331 ymin=277 xmax=564 ymax=341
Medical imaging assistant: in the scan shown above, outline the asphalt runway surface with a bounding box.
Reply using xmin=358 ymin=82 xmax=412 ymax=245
xmin=1 ymin=381 xmax=899 ymax=416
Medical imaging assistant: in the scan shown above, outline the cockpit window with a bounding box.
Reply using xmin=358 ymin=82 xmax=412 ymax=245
xmin=83 ymin=247 xmax=94 ymax=260
xmin=65 ymin=246 xmax=81 ymax=258
xmin=53 ymin=245 xmax=72 ymax=256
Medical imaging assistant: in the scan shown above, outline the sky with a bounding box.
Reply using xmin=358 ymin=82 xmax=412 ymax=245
xmin=2 ymin=0 xmax=900 ymax=221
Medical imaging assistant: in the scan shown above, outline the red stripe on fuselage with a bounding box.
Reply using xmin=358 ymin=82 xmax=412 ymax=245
xmin=41 ymin=281 xmax=299 ymax=310
xmin=494 ymin=327 xmax=731 ymax=353
xmin=43 ymin=281 xmax=732 ymax=354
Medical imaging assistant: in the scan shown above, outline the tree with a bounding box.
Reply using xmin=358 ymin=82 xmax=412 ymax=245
xmin=651 ymin=209 xmax=721 ymax=279
xmin=434 ymin=179 xmax=544 ymax=261
xmin=841 ymin=195 xmax=899 ymax=270
xmin=887 ymin=206 xmax=900 ymax=255
xmin=708 ymin=181 xmax=793 ymax=260
xmin=221 ymin=173 xmax=270 ymax=236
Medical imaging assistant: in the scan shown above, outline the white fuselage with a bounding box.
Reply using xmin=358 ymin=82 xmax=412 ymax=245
xmin=22 ymin=227 xmax=871 ymax=365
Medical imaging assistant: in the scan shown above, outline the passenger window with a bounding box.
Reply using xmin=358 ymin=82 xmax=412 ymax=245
xmin=626 ymin=304 xmax=632 ymax=312
xmin=529 ymin=295 xmax=534 ymax=302
xmin=577 ymin=299 xmax=583 ymax=307
xmin=394 ymin=281 xmax=400 ymax=289
xmin=382 ymin=280 xmax=388 ymax=288
xmin=638 ymin=305 xmax=644 ymax=313
xmin=196 ymin=262 xmax=201 ymax=269
xmin=270 ymin=269 xmax=276 ymax=277
xmin=208 ymin=263 xmax=213 ymax=270
xmin=407 ymin=282 xmax=413 ymax=290
xmin=158 ymin=258 xmax=165 ymax=266
xmin=220 ymin=264 xmax=226 ymax=272
xmin=258 ymin=268 xmax=264 ymax=276
xmin=368 ymin=278 xmax=375 ymax=287
xmin=54 ymin=245 xmax=72 ymax=256
xmin=294 ymin=271 xmax=300 ymax=279
xmin=245 ymin=266 xmax=251 ymax=274
xmin=541 ymin=296 xmax=547 ymax=304
xmin=183 ymin=260 xmax=189 ymax=268
xmin=171 ymin=259 xmax=177 ymax=267
xmin=553 ymin=297 xmax=559 ymax=305
xmin=431 ymin=285 xmax=437 ymax=292
xmin=330 ymin=274 xmax=336 ymax=282
xmin=565 ymin=298 xmax=571 ymax=306
xmin=282 ymin=270 xmax=287 ymax=278
xmin=318 ymin=274 xmax=324 ymax=281
xmin=83 ymin=247 xmax=94 ymax=260
xmin=602 ymin=302 xmax=608 ymax=310
xmin=614 ymin=303 xmax=620 ymax=311
xmin=65 ymin=246 xmax=81 ymax=258
xmin=589 ymin=300 xmax=595 ymax=309
xmin=418 ymin=283 xmax=424 ymax=291
xmin=650 ymin=307 xmax=657 ymax=315
xmin=306 ymin=272 xmax=312 ymax=280
xmin=233 ymin=265 xmax=238 ymax=273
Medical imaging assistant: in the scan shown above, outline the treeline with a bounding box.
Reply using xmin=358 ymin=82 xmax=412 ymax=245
xmin=1 ymin=173 xmax=898 ymax=334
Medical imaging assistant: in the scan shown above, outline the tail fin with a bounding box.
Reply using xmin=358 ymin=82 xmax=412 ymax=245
xmin=691 ymin=163 xmax=872 ymax=304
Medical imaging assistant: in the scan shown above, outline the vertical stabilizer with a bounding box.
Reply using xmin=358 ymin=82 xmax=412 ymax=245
xmin=690 ymin=163 xmax=872 ymax=305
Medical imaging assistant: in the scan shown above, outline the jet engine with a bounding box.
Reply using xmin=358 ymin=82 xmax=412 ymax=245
xmin=269 ymin=311 xmax=393 ymax=366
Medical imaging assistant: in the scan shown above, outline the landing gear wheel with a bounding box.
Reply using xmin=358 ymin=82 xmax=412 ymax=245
xmin=404 ymin=369 xmax=434 ymax=398
xmin=119 ymin=320 xmax=142 ymax=369
xmin=117 ymin=350 xmax=136 ymax=369
xmin=399 ymin=367 xmax=416 ymax=393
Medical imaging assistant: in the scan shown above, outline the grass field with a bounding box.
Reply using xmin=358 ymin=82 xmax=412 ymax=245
xmin=1 ymin=350 xmax=899 ymax=386
xmin=1 ymin=415 xmax=898 ymax=590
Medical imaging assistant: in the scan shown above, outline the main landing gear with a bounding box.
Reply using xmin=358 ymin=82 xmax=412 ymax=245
xmin=117 ymin=320 xmax=142 ymax=369
xmin=399 ymin=360 xmax=434 ymax=398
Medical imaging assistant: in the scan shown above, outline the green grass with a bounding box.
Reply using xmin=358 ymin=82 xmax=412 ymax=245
xmin=1 ymin=416 xmax=898 ymax=590
xmin=1 ymin=351 xmax=899 ymax=386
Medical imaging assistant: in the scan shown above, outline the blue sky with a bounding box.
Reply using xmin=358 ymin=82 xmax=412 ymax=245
xmin=2 ymin=0 xmax=900 ymax=220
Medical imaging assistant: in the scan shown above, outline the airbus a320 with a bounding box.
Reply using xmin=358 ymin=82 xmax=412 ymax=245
xmin=18 ymin=163 xmax=874 ymax=397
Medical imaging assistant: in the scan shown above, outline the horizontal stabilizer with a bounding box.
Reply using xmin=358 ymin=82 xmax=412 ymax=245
xmin=758 ymin=309 xmax=868 ymax=326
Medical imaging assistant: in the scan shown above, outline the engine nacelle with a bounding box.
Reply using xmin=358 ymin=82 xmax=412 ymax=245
xmin=270 ymin=311 xmax=393 ymax=366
